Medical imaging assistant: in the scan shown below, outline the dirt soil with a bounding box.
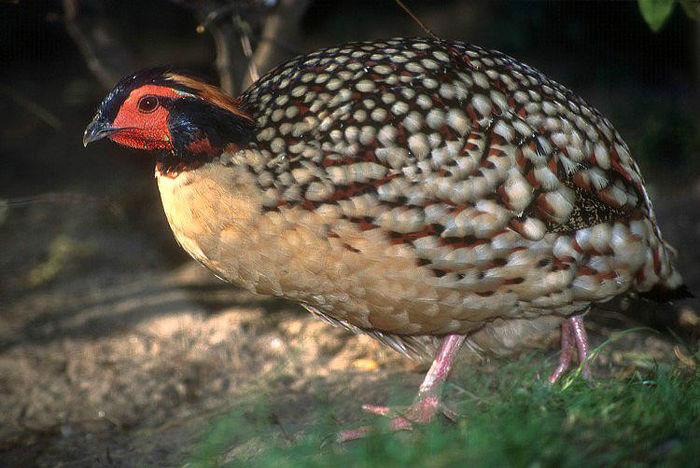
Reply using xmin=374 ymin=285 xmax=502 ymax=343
xmin=0 ymin=183 xmax=698 ymax=466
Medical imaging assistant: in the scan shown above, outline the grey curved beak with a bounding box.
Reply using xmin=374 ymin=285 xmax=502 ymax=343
xmin=83 ymin=115 xmax=121 ymax=147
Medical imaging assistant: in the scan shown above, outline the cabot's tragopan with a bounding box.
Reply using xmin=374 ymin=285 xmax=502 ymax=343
xmin=84 ymin=37 xmax=688 ymax=441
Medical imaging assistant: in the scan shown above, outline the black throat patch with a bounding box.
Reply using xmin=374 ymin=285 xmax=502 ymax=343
xmin=158 ymin=97 xmax=256 ymax=177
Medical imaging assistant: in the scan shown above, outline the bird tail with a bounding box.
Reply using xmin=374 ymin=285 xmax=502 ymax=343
xmin=638 ymin=238 xmax=692 ymax=302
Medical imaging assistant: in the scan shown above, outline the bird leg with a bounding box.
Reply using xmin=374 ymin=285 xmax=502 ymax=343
xmin=337 ymin=334 xmax=466 ymax=442
xmin=548 ymin=319 xmax=574 ymax=384
xmin=548 ymin=315 xmax=592 ymax=384
xmin=570 ymin=315 xmax=592 ymax=379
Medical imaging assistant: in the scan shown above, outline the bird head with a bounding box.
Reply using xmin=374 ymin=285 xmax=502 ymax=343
xmin=83 ymin=67 xmax=254 ymax=167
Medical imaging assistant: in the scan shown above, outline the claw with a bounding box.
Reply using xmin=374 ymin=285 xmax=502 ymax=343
xmin=336 ymin=396 xmax=459 ymax=442
xmin=361 ymin=404 xmax=391 ymax=417
xmin=336 ymin=425 xmax=373 ymax=442
xmin=440 ymin=403 xmax=459 ymax=422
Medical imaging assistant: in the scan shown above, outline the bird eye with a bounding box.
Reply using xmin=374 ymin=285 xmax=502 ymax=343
xmin=137 ymin=95 xmax=159 ymax=113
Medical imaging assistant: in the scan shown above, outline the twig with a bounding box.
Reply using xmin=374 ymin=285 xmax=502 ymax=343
xmin=198 ymin=3 xmax=239 ymax=30
xmin=235 ymin=16 xmax=260 ymax=84
xmin=248 ymin=33 xmax=304 ymax=56
xmin=394 ymin=0 xmax=439 ymax=40
xmin=186 ymin=1 xmax=250 ymax=95
xmin=208 ymin=21 xmax=237 ymax=95
xmin=0 ymin=83 xmax=62 ymax=129
xmin=182 ymin=0 xmax=307 ymax=94
xmin=62 ymin=0 xmax=119 ymax=88
xmin=4 ymin=192 xmax=109 ymax=207
xmin=242 ymin=0 xmax=309 ymax=90
xmin=2 ymin=192 xmax=122 ymax=219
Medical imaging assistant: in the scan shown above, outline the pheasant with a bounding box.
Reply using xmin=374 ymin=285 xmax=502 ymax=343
xmin=83 ymin=37 xmax=687 ymax=440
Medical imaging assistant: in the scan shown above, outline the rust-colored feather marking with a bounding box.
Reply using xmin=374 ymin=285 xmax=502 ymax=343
xmin=165 ymin=72 xmax=254 ymax=122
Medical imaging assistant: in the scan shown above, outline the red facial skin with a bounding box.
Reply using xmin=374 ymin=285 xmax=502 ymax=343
xmin=105 ymin=80 xmax=249 ymax=178
xmin=110 ymin=84 xmax=184 ymax=150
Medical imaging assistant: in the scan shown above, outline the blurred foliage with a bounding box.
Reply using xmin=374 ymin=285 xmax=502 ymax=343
xmin=639 ymin=0 xmax=678 ymax=31
xmin=681 ymin=0 xmax=700 ymax=19
xmin=631 ymin=100 xmax=700 ymax=179
xmin=27 ymin=235 xmax=95 ymax=287
xmin=185 ymin=346 xmax=700 ymax=467
xmin=638 ymin=0 xmax=699 ymax=31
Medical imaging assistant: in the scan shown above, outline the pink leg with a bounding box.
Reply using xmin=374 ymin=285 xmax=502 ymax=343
xmin=548 ymin=320 xmax=574 ymax=384
xmin=570 ymin=315 xmax=592 ymax=379
xmin=548 ymin=315 xmax=592 ymax=383
xmin=337 ymin=334 xmax=466 ymax=442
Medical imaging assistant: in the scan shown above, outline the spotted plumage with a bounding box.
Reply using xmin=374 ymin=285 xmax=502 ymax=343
xmin=183 ymin=37 xmax=682 ymax=342
xmin=85 ymin=37 xmax=688 ymax=435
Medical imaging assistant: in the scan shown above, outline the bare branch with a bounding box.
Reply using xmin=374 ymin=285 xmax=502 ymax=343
xmin=185 ymin=1 xmax=251 ymax=96
xmin=235 ymin=16 xmax=260 ymax=84
xmin=247 ymin=32 xmax=305 ymax=56
xmin=394 ymin=0 xmax=438 ymax=40
xmin=62 ymin=0 xmax=134 ymax=89
xmin=208 ymin=21 xmax=236 ymax=95
xmin=207 ymin=16 xmax=251 ymax=96
xmin=242 ymin=0 xmax=309 ymax=90
xmin=176 ymin=0 xmax=308 ymax=94
xmin=0 ymin=83 xmax=62 ymax=129
xmin=199 ymin=2 xmax=238 ymax=30
xmin=1 ymin=192 xmax=122 ymax=222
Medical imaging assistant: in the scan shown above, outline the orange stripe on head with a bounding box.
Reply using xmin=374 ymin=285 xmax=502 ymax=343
xmin=91 ymin=67 xmax=255 ymax=158
xmin=165 ymin=73 xmax=253 ymax=122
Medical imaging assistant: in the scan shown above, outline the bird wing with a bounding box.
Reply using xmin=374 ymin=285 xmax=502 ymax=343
xmin=241 ymin=37 xmax=647 ymax=244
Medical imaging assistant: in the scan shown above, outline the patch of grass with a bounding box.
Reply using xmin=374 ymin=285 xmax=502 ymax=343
xmin=186 ymin=349 xmax=699 ymax=467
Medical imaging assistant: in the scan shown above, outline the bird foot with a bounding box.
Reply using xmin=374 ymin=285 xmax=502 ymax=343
xmin=336 ymin=393 xmax=457 ymax=442
xmin=333 ymin=334 xmax=466 ymax=443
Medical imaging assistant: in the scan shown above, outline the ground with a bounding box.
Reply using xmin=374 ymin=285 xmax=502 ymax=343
xmin=0 ymin=181 xmax=698 ymax=466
